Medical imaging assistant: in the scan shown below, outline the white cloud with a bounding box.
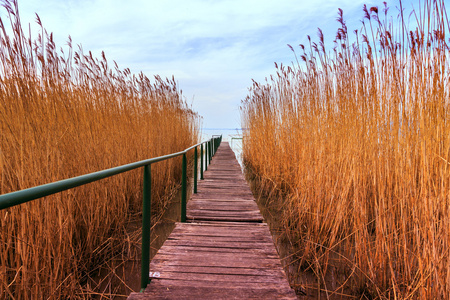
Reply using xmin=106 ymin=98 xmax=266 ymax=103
xmin=11 ymin=0 xmax=420 ymax=130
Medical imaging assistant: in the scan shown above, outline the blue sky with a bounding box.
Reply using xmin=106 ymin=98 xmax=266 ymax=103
xmin=7 ymin=0 xmax=422 ymax=131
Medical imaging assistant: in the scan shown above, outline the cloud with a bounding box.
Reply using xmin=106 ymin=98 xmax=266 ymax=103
xmin=14 ymin=0 xmax=408 ymax=130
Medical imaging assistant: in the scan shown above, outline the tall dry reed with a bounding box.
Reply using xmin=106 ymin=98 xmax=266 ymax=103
xmin=0 ymin=0 xmax=199 ymax=298
xmin=242 ymin=0 xmax=450 ymax=298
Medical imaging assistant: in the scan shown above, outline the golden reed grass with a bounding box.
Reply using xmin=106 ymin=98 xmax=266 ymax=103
xmin=0 ymin=0 xmax=199 ymax=298
xmin=241 ymin=0 xmax=450 ymax=298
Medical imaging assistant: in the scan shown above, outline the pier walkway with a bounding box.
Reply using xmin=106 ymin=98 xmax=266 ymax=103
xmin=128 ymin=142 xmax=296 ymax=299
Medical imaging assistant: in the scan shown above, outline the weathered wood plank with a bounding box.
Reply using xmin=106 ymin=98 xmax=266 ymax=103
xmin=143 ymin=278 xmax=293 ymax=290
xmin=127 ymin=142 xmax=296 ymax=299
xmin=130 ymin=281 xmax=296 ymax=299
xmin=148 ymin=265 xmax=282 ymax=276
xmin=155 ymin=245 xmax=277 ymax=255
xmin=147 ymin=271 xmax=289 ymax=283
xmin=188 ymin=203 xmax=259 ymax=209
xmin=186 ymin=215 xmax=264 ymax=222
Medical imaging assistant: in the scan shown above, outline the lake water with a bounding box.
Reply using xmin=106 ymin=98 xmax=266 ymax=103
xmin=201 ymin=128 xmax=243 ymax=141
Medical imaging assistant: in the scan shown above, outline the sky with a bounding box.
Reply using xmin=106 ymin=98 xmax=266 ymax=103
xmin=4 ymin=0 xmax=423 ymax=132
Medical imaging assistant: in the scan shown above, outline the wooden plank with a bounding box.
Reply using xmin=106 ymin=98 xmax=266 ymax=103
xmin=127 ymin=142 xmax=296 ymax=299
xmin=167 ymin=231 xmax=273 ymax=240
xmin=146 ymin=271 xmax=289 ymax=283
xmin=156 ymin=247 xmax=279 ymax=256
xmin=187 ymin=215 xmax=264 ymax=222
xmin=148 ymin=265 xmax=282 ymax=276
xmin=130 ymin=281 xmax=297 ymax=299
xmin=188 ymin=202 xmax=258 ymax=207
xmin=154 ymin=245 xmax=276 ymax=255
xmin=141 ymin=278 xmax=294 ymax=290
xmin=187 ymin=209 xmax=261 ymax=215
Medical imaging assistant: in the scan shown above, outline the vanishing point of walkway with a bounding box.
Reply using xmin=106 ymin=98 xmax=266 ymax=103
xmin=128 ymin=142 xmax=296 ymax=299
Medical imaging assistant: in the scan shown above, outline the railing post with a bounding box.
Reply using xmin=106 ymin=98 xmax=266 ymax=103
xmin=209 ymin=140 xmax=212 ymax=162
xmin=181 ymin=153 xmax=187 ymax=222
xmin=194 ymin=147 xmax=198 ymax=193
xmin=140 ymin=164 xmax=151 ymax=292
xmin=200 ymin=144 xmax=204 ymax=179
xmin=205 ymin=142 xmax=209 ymax=171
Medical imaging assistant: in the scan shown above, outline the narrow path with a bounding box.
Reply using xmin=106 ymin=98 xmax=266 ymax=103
xmin=128 ymin=142 xmax=296 ymax=299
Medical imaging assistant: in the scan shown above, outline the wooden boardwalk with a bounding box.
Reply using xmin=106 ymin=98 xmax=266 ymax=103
xmin=128 ymin=142 xmax=296 ymax=299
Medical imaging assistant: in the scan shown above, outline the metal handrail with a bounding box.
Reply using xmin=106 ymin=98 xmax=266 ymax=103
xmin=0 ymin=134 xmax=223 ymax=292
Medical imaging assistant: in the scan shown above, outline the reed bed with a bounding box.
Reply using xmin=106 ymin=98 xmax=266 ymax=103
xmin=241 ymin=0 xmax=450 ymax=298
xmin=0 ymin=0 xmax=199 ymax=298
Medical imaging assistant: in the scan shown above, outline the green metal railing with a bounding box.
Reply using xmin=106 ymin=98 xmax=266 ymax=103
xmin=0 ymin=134 xmax=222 ymax=292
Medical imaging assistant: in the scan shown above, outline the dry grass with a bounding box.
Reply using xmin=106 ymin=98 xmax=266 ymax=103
xmin=0 ymin=0 xmax=199 ymax=298
xmin=241 ymin=0 xmax=450 ymax=298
